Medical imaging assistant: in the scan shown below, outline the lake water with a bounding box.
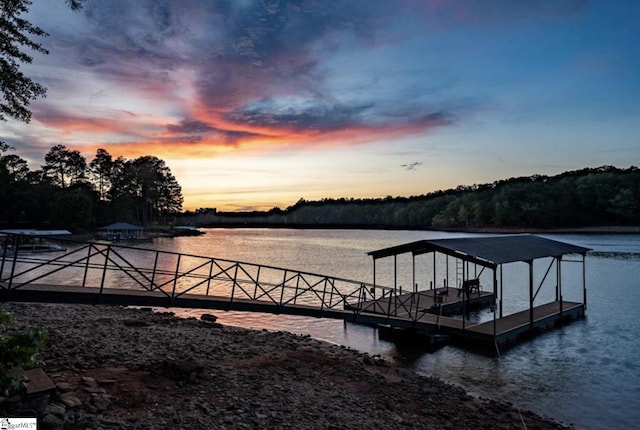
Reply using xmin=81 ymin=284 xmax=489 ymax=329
xmin=76 ymin=229 xmax=640 ymax=428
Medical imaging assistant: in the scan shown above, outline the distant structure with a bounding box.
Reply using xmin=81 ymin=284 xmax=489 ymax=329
xmin=97 ymin=222 xmax=145 ymax=241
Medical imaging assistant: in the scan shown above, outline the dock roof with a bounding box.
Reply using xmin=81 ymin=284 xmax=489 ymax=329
xmin=367 ymin=234 xmax=590 ymax=266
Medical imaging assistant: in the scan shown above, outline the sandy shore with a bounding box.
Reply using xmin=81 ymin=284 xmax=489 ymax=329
xmin=1 ymin=303 xmax=571 ymax=429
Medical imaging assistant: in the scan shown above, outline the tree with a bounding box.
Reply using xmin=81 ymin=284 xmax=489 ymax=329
xmin=48 ymin=186 xmax=94 ymax=228
xmin=608 ymin=188 xmax=637 ymax=222
xmin=1 ymin=0 xmax=84 ymax=123
xmin=0 ymin=142 xmax=31 ymax=224
xmin=0 ymin=142 xmax=29 ymax=183
xmin=42 ymin=144 xmax=88 ymax=188
xmin=0 ymin=0 xmax=48 ymax=123
xmin=110 ymin=156 xmax=183 ymax=225
xmin=90 ymin=148 xmax=114 ymax=201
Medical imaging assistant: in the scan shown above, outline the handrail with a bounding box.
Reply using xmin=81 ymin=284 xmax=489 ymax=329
xmin=2 ymin=233 xmax=430 ymax=324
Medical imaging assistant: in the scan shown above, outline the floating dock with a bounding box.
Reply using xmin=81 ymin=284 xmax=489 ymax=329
xmin=363 ymin=235 xmax=590 ymax=354
xmin=351 ymin=288 xmax=584 ymax=354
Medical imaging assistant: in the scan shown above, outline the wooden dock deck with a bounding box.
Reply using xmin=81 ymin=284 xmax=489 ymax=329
xmin=348 ymin=287 xmax=585 ymax=352
xmin=465 ymin=300 xmax=585 ymax=347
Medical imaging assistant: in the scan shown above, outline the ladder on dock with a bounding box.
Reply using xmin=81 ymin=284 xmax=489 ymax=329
xmin=456 ymin=258 xmax=464 ymax=287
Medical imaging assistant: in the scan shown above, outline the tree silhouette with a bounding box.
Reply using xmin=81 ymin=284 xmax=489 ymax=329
xmin=0 ymin=0 xmax=84 ymax=123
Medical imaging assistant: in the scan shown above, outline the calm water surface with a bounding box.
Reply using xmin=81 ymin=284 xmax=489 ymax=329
xmin=153 ymin=229 xmax=639 ymax=430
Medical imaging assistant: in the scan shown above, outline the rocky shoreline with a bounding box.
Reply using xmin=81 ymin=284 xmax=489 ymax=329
xmin=1 ymin=303 xmax=572 ymax=429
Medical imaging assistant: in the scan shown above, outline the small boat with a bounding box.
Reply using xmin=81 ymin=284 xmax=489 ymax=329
xmin=0 ymin=229 xmax=70 ymax=254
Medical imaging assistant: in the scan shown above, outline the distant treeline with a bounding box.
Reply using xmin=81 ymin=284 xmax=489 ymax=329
xmin=181 ymin=166 xmax=640 ymax=230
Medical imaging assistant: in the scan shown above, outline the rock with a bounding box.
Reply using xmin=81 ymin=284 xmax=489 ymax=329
xmin=41 ymin=413 xmax=64 ymax=430
xmin=55 ymin=382 xmax=74 ymax=392
xmin=59 ymin=392 xmax=82 ymax=408
xmin=84 ymin=386 xmax=106 ymax=394
xmin=161 ymin=358 xmax=204 ymax=381
xmin=124 ymin=318 xmax=151 ymax=327
xmin=91 ymin=394 xmax=112 ymax=412
xmin=81 ymin=376 xmax=96 ymax=386
xmin=202 ymin=321 xmax=223 ymax=329
xmin=44 ymin=402 xmax=67 ymax=416
xmin=200 ymin=313 xmax=218 ymax=322
xmin=73 ymin=408 xmax=89 ymax=428
xmin=63 ymin=412 xmax=76 ymax=428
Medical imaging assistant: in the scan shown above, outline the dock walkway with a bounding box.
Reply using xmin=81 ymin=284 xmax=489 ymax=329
xmin=0 ymin=283 xmax=442 ymax=331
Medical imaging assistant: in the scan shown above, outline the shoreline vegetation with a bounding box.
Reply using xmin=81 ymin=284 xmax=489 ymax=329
xmin=180 ymin=166 xmax=640 ymax=233
xmin=1 ymin=303 xmax=571 ymax=429
xmin=168 ymin=223 xmax=640 ymax=235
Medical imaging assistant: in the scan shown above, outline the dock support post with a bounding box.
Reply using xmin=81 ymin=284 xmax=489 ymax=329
xmin=446 ymin=256 xmax=449 ymax=292
xmin=582 ymin=254 xmax=587 ymax=311
xmin=412 ymin=254 xmax=416 ymax=293
xmin=372 ymin=258 xmax=376 ymax=297
xmin=558 ymin=256 xmax=563 ymax=319
xmin=493 ymin=267 xmax=497 ymax=338
xmin=528 ymin=260 xmax=534 ymax=333
xmin=462 ymin=261 xmax=466 ymax=329
xmin=394 ymin=255 xmax=397 ymax=292
xmin=555 ymin=258 xmax=559 ymax=302
xmin=430 ymin=281 xmax=434 ymax=303
xmin=499 ymin=264 xmax=503 ymax=318
xmin=432 ymin=252 xmax=436 ymax=291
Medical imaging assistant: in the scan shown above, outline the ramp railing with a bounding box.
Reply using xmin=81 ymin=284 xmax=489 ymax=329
xmin=1 ymin=233 xmax=429 ymax=325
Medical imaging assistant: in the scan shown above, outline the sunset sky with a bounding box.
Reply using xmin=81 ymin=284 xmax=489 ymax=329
xmin=2 ymin=0 xmax=639 ymax=211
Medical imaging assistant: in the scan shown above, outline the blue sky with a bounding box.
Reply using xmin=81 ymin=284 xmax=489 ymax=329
xmin=2 ymin=0 xmax=639 ymax=210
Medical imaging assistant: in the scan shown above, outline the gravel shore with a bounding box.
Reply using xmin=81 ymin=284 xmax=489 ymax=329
xmin=1 ymin=303 xmax=571 ymax=429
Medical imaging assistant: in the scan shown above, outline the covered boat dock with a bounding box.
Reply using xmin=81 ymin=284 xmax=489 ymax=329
xmin=361 ymin=234 xmax=590 ymax=353
xmin=97 ymin=222 xmax=145 ymax=241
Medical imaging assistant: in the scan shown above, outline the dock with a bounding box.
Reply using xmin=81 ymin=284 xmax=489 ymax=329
xmin=363 ymin=235 xmax=590 ymax=354
xmin=349 ymin=285 xmax=584 ymax=352
xmin=1 ymin=232 xmax=590 ymax=356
